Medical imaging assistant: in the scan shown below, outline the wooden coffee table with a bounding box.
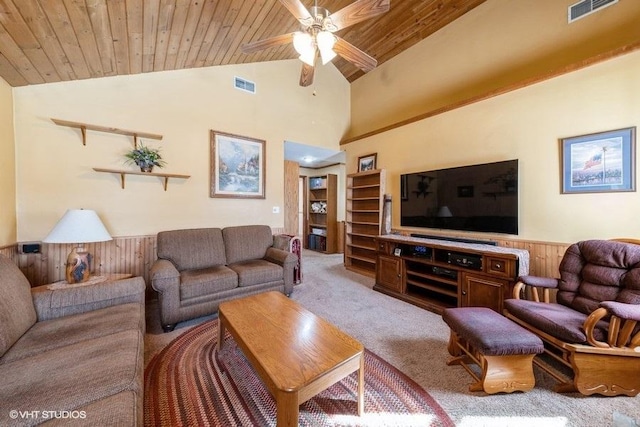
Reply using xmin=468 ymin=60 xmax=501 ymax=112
xmin=218 ymin=291 xmax=364 ymax=427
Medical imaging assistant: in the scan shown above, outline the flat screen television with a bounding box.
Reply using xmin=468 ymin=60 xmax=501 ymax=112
xmin=400 ymin=159 xmax=518 ymax=235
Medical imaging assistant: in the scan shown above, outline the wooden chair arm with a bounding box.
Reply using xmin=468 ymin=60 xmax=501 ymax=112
xmin=512 ymin=279 xmax=557 ymax=302
xmin=584 ymin=306 xmax=640 ymax=350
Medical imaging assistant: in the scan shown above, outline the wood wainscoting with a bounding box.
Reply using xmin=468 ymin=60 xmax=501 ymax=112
xmin=4 ymin=233 xmax=567 ymax=289
xmin=3 ymin=227 xmax=288 ymax=288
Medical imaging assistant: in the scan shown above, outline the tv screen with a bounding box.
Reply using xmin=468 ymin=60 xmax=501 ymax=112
xmin=400 ymin=159 xmax=518 ymax=235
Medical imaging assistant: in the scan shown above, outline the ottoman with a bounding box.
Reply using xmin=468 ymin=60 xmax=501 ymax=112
xmin=442 ymin=307 xmax=544 ymax=394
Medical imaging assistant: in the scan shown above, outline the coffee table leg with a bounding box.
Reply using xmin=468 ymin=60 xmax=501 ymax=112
xmin=218 ymin=314 xmax=226 ymax=352
xmin=357 ymin=353 xmax=365 ymax=416
xmin=275 ymin=391 xmax=298 ymax=427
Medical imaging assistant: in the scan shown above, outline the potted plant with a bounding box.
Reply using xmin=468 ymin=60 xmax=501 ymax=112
xmin=125 ymin=144 xmax=166 ymax=172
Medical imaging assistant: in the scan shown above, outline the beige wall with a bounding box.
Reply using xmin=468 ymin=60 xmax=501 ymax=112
xmin=0 ymin=77 xmax=15 ymax=246
xmin=344 ymin=50 xmax=640 ymax=243
xmin=348 ymin=0 xmax=640 ymax=139
xmin=14 ymin=60 xmax=350 ymax=241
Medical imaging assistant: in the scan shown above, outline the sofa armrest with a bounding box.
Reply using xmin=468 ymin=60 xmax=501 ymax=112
xmin=31 ymin=276 xmax=145 ymax=321
xmin=265 ymin=247 xmax=296 ymax=266
xmin=512 ymin=276 xmax=559 ymax=301
xmin=265 ymin=247 xmax=297 ymax=295
xmin=150 ymin=259 xmax=180 ymax=283
xmin=584 ymin=302 xmax=640 ymax=349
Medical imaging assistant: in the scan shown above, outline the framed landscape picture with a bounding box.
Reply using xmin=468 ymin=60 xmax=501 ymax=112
xmin=210 ymin=130 xmax=266 ymax=198
xmin=560 ymin=127 xmax=636 ymax=194
xmin=358 ymin=153 xmax=377 ymax=172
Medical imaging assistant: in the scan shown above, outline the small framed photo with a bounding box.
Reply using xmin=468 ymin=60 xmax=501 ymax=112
xmin=393 ymin=247 xmax=402 ymax=257
xmin=560 ymin=127 xmax=636 ymax=194
xmin=210 ymin=130 xmax=266 ymax=198
xmin=358 ymin=153 xmax=377 ymax=172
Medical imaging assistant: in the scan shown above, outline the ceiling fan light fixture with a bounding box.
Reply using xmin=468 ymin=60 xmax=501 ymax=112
xmin=316 ymin=31 xmax=335 ymax=51
xmin=319 ymin=47 xmax=337 ymax=65
xmin=316 ymin=31 xmax=337 ymax=64
xmin=299 ymin=49 xmax=316 ymax=66
xmin=293 ymin=31 xmax=313 ymax=56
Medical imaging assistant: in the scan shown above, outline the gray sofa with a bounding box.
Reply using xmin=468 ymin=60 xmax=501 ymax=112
xmin=151 ymin=225 xmax=297 ymax=332
xmin=0 ymin=254 xmax=145 ymax=426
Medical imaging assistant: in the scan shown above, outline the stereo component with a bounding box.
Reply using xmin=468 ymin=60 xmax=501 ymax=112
xmin=431 ymin=266 xmax=458 ymax=280
xmin=447 ymin=251 xmax=482 ymax=270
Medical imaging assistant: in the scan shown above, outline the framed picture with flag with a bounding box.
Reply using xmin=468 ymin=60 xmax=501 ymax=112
xmin=560 ymin=127 xmax=636 ymax=194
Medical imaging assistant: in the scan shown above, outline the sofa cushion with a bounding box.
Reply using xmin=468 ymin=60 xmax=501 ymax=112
xmin=1 ymin=303 xmax=143 ymax=364
xmin=223 ymin=225 xmax=273 ymax=264
xmin=228 ymin=260 xmax=283 ymax=287
xmin=505 ymin=299 xmax=609 ymax=343
xmin=157 ymin=228 xmax=227 ymax=271
xmin=180 ymin=266 xmax=237 ymax=300
xmin=0 ymin=255 xmax=37 ymax=358
xmin=557 ymin=240 xmax=640 ymax=315
xmin=0 ymin=329 xmax=142 ymax=426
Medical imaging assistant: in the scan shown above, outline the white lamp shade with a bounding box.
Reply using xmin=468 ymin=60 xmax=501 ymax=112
xmin=319 ymin=47 xmax=337 ymax=65
xmin=437 ymin=206 xmax=453 ymax=218
xmin=299 ymin=49 xmax=316 ymax=66
xmin=316 ymin=31 xmax=337 ymax=65
xmin=293 ymin=31 xmax=313 ymax=55
xmin=316 ymin=31 xmax=335 ymax=51
xmin=43 ymin=209 xmax=113 ymax=244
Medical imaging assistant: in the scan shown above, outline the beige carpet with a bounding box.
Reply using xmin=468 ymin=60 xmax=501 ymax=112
xmin=145 ymin=249 xmax=640 ymax=427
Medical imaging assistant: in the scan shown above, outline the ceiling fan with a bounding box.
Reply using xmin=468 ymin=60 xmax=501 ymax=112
xmin=242 ymin=0 xmax=390 ymax=87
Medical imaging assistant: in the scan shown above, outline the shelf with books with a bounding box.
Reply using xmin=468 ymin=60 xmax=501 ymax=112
xmin=306 ymin=174 xmax=337 ymax=254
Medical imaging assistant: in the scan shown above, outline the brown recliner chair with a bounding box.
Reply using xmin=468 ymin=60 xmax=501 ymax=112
xmin=504 ymin=239 xmax=640 ymax=396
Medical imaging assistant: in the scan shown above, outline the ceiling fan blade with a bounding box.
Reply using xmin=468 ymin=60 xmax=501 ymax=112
xmin=279 ymin=0 xmax=313 ymax=24
xmin=328 ymin=0 xmax=390 ymax=31
xmin=299 ymin=62 xmax=314 ymax=87
xmin=242 ymin=33 xmax=295 ymax=54
xmin=333 ymin=37 xmax=377 ymax=73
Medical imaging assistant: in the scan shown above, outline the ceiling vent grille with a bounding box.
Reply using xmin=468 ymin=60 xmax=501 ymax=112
xmin=234 ymin=77 xmax=255 ymax=94
xmin=568 ymin=0 xmax=618 ymax=23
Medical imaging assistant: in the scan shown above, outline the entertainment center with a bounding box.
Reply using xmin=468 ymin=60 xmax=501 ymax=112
xmin=374 ymin=234 xmax=529 ymax=314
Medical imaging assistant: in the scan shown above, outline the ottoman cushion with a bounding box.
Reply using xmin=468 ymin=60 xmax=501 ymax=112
xmin=442 ymin=307 xmax=544 ymax=356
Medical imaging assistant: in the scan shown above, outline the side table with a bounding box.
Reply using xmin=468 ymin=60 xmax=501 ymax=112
xmin=46 ymin=273 xmax=133 ymax=290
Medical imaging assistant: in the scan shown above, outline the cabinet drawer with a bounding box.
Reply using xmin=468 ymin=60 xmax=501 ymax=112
xmin=486 ymin=257 xmax=513 ymax=278
xmin=376 ymin=240 xmax=397 ymax=255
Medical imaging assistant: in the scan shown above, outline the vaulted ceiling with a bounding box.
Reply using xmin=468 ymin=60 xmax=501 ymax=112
xmin=0 ymin=0 xmax=486 ymax=87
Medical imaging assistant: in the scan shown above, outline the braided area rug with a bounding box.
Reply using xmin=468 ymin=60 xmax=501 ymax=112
xmin=144 ymin=319 xmax=454 ymax=426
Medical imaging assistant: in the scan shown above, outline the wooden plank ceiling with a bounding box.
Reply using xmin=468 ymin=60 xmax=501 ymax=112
xmin=0 ymin=0 xmax=486 ymax=87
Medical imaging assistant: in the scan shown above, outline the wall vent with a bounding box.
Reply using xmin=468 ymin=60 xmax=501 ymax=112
xmin=568 ymin=0 xmax=618 ymax=23
xmin=234 ymin=76 xmax=256 ymax=94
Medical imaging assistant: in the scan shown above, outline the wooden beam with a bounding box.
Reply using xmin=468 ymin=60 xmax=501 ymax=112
xmin=341 ymin=41 xmax=640 ymax=145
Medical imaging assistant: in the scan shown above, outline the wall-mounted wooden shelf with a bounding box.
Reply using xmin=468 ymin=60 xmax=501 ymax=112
xmin=93 ymin=168 xmax=190 ymax=191
xmin=52 ymin=118 xmax=163 ymax=148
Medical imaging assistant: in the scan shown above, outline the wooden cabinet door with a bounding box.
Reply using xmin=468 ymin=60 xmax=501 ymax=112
xmin=461 ymin=274 xmax=508 ymax=313
xmin=376 ymin=255 xmax=403 ymax=293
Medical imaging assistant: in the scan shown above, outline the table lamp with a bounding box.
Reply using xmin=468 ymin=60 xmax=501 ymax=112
xmin=437 ymin=206 xmax=453 ymax=218
xmin=43 ymin=209 xmax=113 ymax=284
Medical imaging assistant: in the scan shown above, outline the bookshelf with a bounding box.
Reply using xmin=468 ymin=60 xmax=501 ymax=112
xmin=306 ymin=174 xmax=337 ymax=253
xmin=344 ymin=169 xmax=386 ymax=276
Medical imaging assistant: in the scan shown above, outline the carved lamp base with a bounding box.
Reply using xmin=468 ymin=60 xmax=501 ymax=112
xmin=66 ymin=247 xmax=92 ymax=284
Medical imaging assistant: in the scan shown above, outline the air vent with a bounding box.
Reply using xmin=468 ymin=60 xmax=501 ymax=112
xmin=234 ymin=76 xmax=255 ymax=94
xmin=568 ymin=0 xmax=618 ymax=23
